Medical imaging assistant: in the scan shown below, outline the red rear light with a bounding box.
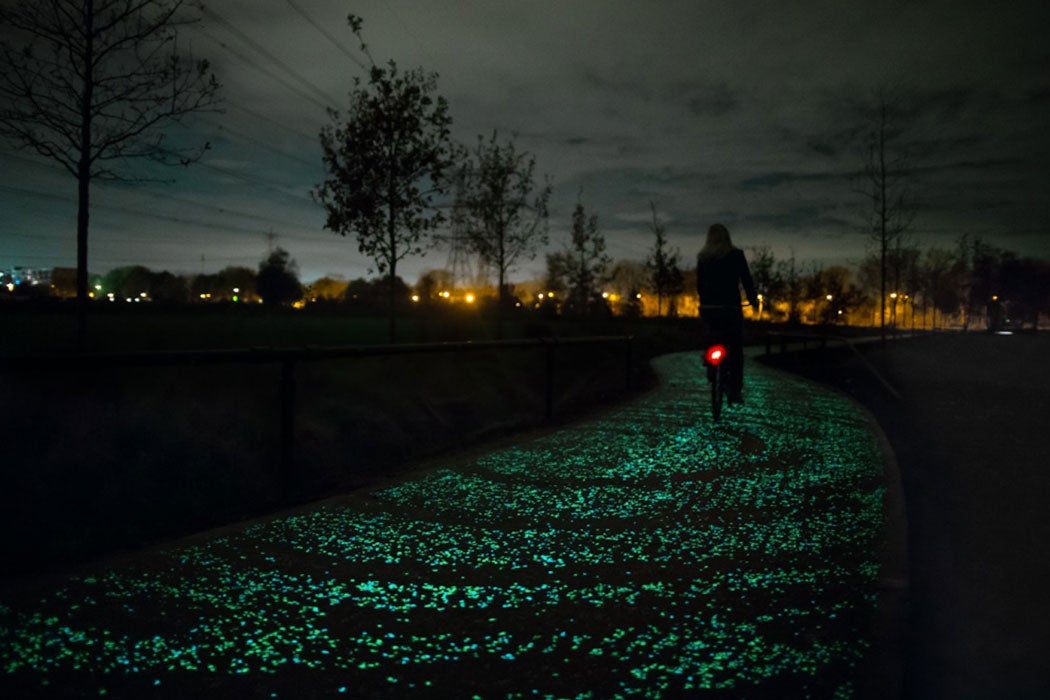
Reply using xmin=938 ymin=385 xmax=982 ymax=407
xmin=705 ymin=344 xmax=727 ymax=365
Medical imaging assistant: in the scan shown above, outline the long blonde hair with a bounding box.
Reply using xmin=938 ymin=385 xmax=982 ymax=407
xmin=698 ymin=223 xmax=735 ymax=261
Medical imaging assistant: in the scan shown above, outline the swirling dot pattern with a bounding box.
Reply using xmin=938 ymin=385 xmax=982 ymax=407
xmin=0 ymin=352 xmax=887 ymax=698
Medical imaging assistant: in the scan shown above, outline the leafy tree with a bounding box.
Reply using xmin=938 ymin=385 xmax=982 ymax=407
xmin=0 ymin=0 xmax=220 ymax=347
xmin=314 ymin=15 xmax=458 ymax=342
xmin=454 ymin=131 xmax=550 ymax=336
xmin=149 ymin=270 xmax=188 ymax=303
xmin=919 ymin=247 xmax=957 ymax=329
xmin=344 ymin=278 xmax=374 ymax=308
xmin=804 ymin=265 xmax=863 ymax=325
xmin=341 ymin=276 xmax=410 ymax=313
xmin=218 ymin=266 xmax=257 ymax=302
xmin=103 ymin=265 xmax=154 ymax=300
xmin=543 ymin=253 xmax=569 ymax=298
xmin=256 ymin=248 xmax=301 ymax=307
xmin=559 ymin=194 xmax=611 ymax=316
xmin=308 ymin=276 xmax=350 ymax=302
xmin=192 ymin=266 xmax=256 ymax=302
xmin=415 ymin=268 xmax=456 ymax=305
xmin=100 ymin=265 xmax=187 ymax=302
xmin=644 ymin=202 xmax=684 ymax=316
xmin=370 ymin=275 xmax=411 ymax=314
xmin=746 ymin=245 xmax=784 ymax=320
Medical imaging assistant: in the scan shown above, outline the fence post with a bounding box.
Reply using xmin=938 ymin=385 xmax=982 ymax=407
xmin=625 ymin=336 xmax=633 ymax=391
xmin=279 ymin=358 xmax=296 ymax=497
xmin=544 ymin=339 xmax=555 ymax=421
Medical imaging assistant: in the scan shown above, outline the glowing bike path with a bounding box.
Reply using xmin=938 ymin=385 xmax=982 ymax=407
xmin=0 ymin=352 xmax=893 ymax=699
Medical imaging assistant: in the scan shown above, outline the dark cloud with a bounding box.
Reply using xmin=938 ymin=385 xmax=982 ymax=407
xmin=3 ymin=0 xmax=1049 ymax=282
xmin=738 ymin=171 xmax=842 ymax=192
xmin=686 ymin=83 xmax=738 ymax=117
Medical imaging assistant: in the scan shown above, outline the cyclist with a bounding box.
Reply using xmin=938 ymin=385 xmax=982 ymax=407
xmin=696 ymin=223 xmax=758 ymax=404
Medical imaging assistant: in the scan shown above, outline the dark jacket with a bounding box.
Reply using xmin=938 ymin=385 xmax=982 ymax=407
xmin=696 ymin=248 xmax=758 ymax=312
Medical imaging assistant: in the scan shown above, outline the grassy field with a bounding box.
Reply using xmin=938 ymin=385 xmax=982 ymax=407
xmin=0 ymin=302 xmax=702 ymax=352
xmin=1 ymin=306 xmax=697 ymax=578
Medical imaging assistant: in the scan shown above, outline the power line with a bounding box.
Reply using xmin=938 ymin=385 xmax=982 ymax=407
xmin=283 ymin=0 xmax=370 ymax=71
xmin=197 ymin=26 xmax=331 ymax=113
xmin=167 ymin=153 xmax=316 ymax=207
xmin=198 ymin=117 xmax=320 ymax=170
xmin=1 ymin=183 xmax=319 ymax=241
xmin=226 ymin=102 xmax=318 ymax=144
xmin=1 ymin=148 xmax=321 ymax=234
xmin=202 ymin=7 xmax=340 ymax=109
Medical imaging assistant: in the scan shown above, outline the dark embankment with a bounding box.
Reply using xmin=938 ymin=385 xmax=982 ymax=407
xmin=0 ymin=308 xmax=699 ymax=580
xmin=761 ymin=332 xmax=1050 ymax=700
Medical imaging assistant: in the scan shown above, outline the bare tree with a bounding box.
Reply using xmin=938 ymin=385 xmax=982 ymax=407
xmin=453 ymin=131 xmax=550 ymax=337
xmin=858 ymin=90 xmax=915 ymax=340
xmin=314 ymin=15 xmax=458 ymax=342
xmin=777 ymin=250 xmax=802 ymax=324
xmin=746 ymin=245 xmax=783 ymax=321
xmin=0 ymin=0 xmax=220 ymax=348
xmin=644 ymin=201 xmax=683 ymax=316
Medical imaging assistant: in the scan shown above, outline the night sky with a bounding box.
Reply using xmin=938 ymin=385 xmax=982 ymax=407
xmin=2 ymin=0 xmax=1048 ymax=284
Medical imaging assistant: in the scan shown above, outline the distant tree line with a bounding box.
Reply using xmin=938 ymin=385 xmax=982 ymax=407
xmin=743 ymin=237 xmax=1050 ymax=331
xmin=12 ymin=232 xmax=1047 ymax=332
xmin=69 ymin=247 xmax=303 ymax=307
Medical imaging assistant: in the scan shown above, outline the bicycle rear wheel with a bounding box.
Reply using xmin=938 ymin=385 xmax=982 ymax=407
xmin=711 ymin=363 xmax=724 ymax=421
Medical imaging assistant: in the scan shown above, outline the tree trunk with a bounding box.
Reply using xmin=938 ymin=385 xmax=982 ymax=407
xmin=76 ymin=1 xmax=95 ymax=352
xmin=879 ymin=122 xmax=888 ymax=344
xmin=76 ymin=165 xmax=90 ymax=351
xmin=496 ymin=232 xmax=505 ymax=340
xmin=387 ymin=159 xmax=397 ymax=344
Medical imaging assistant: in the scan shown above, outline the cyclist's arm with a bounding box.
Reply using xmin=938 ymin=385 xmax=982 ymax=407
xmin=739 ymin=251 xmax=759 ymax=308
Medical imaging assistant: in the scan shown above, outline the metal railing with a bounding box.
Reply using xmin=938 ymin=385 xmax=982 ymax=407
xmin=2 ymin=335 xmax=635 ymax=495
xmin=762 ymin=330 xmax=905 ymax=400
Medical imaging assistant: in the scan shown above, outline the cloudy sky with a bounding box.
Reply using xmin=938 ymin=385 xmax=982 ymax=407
xmin=3 ymin=0 xmax=1049 ymax=284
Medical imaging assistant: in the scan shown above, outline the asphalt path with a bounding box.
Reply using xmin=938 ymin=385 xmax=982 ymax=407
xmin=1 ymin=352 xmax=898 ymax=699
xmin=762 ymin=332 xmax=1050 ymax=700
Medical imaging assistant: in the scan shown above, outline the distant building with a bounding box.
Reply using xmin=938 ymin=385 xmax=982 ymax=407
xmin=1 ymin=266 xmax=50 ymax=293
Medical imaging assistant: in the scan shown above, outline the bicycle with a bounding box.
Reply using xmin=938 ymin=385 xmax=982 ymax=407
xmin=699 ymin=302 xmax=750 ymax=422
xmin=702 ymin=338 xmax=731 ymax=421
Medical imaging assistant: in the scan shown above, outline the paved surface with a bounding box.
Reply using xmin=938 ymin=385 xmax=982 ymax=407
xmin=0 ymin=352 xmax=899 ymax=699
